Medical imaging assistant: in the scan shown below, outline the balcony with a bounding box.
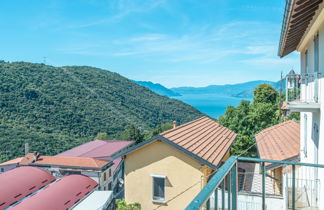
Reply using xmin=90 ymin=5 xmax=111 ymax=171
xmin=186 ymin=156 xmax=324 ymax=210
xmin=286 ymin=72 xmax=321 ymax=112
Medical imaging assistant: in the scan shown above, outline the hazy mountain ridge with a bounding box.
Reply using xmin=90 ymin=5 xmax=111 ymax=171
xmin=171 ymin=80 xmax=285 ymax=98
xmin=135 ymin=81 xmax=181 ymax=97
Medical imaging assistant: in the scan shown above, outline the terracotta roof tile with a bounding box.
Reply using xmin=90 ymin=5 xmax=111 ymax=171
xmin=256 ymin=120 xmax=300 ymax=162
xmin=0 ymin=157 xmax=23 ymax=166
xmin=32 ymin=155 xmax=109 ymax=169
xmin=161 ymin=116 xmax=237 ymax=166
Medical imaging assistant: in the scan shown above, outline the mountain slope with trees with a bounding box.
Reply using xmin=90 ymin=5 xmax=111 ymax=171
xmin=0 ymin=61 xmax=203 ymax=161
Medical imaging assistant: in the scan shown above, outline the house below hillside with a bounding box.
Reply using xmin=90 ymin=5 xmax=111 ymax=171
xmin=113 ymin=116 xmax=237 ymax=210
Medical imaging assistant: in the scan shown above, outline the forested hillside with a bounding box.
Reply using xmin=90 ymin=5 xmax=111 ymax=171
xmin=0 ymin=61 xmax=203 ymax=161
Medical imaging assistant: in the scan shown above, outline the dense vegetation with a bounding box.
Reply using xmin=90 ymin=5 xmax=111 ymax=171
xmin=218 ymin=84 xmax=299 ymax=157
xmin=0 ymin=61 xmax=203 ymax=162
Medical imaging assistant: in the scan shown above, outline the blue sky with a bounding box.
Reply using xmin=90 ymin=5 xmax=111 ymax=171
xmin=0 ymin=0 xmax=299 ymax=87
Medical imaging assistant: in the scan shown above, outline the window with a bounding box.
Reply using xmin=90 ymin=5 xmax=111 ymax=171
xmin=152 ymin=175 xmax=165 ymax=202
xmin=303 ymin=114 xmax=307 ymax=157
xmin=104 ymin=172 xmax=107 ymax=181
xmin=109 ymin=169 xmax=111 ymax=177
xmin=0 ymin=168 xmax=3 ymax=173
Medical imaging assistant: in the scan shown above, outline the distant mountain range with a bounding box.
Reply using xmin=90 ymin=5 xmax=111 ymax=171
xmin=134 ymin=81 xmax=181 ymax=97
xmin=136 ymin=80 xmax=285 ymax=98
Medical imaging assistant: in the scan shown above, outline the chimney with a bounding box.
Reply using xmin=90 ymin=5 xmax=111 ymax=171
xmin=173 ymin=121 xmax=177 ymax=128
xmin=25 ymin=143 xmax=29 ymax=155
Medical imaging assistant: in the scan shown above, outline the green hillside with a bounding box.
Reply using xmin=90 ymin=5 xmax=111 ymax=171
xmin=0 ymin=61 xmax=203 ymax=161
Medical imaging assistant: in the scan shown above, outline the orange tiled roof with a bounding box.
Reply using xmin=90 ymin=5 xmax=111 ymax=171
xmin=0 ymin=157 xmax=23 ymax=166
xmin=32 ymin=155 xmax=109 ymax=168
xmin=256 ymin=120 xmax=300 ymax=162
xmin=161 ymin=116 xmax=237 ymax=167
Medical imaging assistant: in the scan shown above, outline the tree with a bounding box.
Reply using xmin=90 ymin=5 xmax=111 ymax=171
xmin=218 ymin=84 xmax=281 ymax=157
xmin=118 ymin=125 xmax=144 ymax=143
xmin=95 ymin=132 xmax=110 ymax=140
xmin=254 ymin=84 xmax=278 ymax=104
xmin=116 ymin=199 xmax=141 ymax=210
xmin=144 ymin=122 xmax=173 ymax=139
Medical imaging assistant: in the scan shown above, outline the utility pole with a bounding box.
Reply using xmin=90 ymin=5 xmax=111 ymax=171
xmin=279 ymin=71 xmax=283 ymax=117
xmin=43 ymin=57 xmax=47 ymax=65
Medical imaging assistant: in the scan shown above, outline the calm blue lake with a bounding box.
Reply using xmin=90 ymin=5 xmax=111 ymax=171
xmin=172 ymin=94 xmax=251 ymax=119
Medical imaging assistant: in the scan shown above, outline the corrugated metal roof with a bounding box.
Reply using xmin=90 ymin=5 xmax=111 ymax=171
xmin=0 ymin=166 xmax=55 ymax=209
xmin=57 ymin=140 xmax=134 ymax=159
xmin=160 ymin=116 xmax=237 ymax=166
xmin=72 ymin=191 xmax=113 ymax=210
xmin=11 ymin=175 xmax=98 ymax=210
xmin=256 ymin=120 xmax=300 ymax=162
xmin=56 ymin=140 xmax=133 ymax=172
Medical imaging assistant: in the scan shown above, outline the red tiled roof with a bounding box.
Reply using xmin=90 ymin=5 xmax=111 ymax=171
xmin=160 ymin=116 xmax=237 ymax=166
xmin=256 ymin=120 xmax=300 ymax=162
xmin=0 ymin=166 xmax=55 ymax=209
xmin=11 ymin=175 xmax=98 ymax=210
xmin=0 ymin=157 xmax=23 ymax=166
xmin=32 ymin=155 xmax=109 ymax=169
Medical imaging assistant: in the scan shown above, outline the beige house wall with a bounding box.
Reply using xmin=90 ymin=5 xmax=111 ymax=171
xmin=124 ymin=140 xmax=213 ymax=210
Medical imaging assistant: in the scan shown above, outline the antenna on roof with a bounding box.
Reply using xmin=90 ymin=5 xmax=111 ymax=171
xmin=25 ymin=143 xmax=29 ymax=155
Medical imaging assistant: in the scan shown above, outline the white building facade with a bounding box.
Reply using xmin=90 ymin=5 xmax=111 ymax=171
xmin=279 ymin=1 xmax=324 ymax=208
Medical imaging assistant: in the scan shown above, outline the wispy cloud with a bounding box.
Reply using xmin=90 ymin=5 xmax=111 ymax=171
xmin=58 ymin=20 xmax=288 ymax=66
xmin=65 ymin=0 xmax=166 ymax=29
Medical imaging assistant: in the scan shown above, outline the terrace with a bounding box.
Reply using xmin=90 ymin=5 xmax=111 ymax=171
xmin=186 ymin=156 xmax=324 ymax=210
xmin=285 ymin=71 xmax=321 ymax=112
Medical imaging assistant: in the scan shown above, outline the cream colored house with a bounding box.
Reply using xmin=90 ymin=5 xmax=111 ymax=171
xmin=113 ymin=116 xmax=237 ymax=210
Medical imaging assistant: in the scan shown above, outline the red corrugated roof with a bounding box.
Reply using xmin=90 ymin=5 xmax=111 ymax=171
xmin=57 ymin=140 xmax=133 ymax=172
xmin=11 ymin=175 xmax=98 ymax=210
xmin=256 ymin=120 xmax=300 ymax=162
xmin=161 ymin=116 xmax=237 ymax=166
xmin=57 ymin=140 xmax=134 ymax=160
xmin=0 ymin=166 xmax=55 ymax=209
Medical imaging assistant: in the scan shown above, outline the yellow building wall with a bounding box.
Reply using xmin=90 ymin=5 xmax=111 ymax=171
xmin=124 ymin=140 xmax=213 ymax=210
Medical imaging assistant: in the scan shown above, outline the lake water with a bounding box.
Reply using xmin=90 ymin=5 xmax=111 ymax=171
xmin=172 ymin=94 xmax=251 ymax=119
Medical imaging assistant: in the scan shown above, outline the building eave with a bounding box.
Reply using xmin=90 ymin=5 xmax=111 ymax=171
xmin=278 ymin=0 xmax=323 ymax=57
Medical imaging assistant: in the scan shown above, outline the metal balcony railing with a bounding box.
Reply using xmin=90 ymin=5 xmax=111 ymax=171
xmin=286 ymin=72 xmax=321 ymax=104
xmin=185 ymin=156 xmax=324 ymax=210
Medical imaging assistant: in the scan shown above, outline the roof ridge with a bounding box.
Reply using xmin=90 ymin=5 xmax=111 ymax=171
xmin=160 ymin=116 xmax=209 ymax=135
xmin=256 ymin=120 xmax=298 ymax=137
